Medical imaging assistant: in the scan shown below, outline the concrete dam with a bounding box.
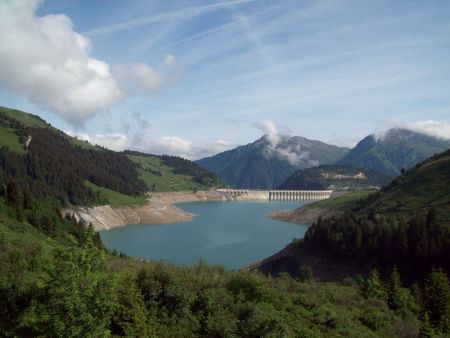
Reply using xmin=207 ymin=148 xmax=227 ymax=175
xmin=217 ymin=189 xmax=333 ymax=201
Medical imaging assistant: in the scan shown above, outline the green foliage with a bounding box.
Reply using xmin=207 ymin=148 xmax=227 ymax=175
xmin=111 ymin=270 xmax=154 ymax=337
xmin=0 ymin=125 xmax=26 ymax=154
xmin=84 ymin=181 xmax=146 ymax=207
xmin=297 ymin=265 xmax=314 ymax=282
xmin=305 ymin=209 xmax=450 ymax=282
xmin=0 ymin=106 xmax=149 ymax=207
xmin=364 ymin=269 xmax=388 ymax=302
xmin=423 ymin=268 xmax=450 ymax=332
xmin=20 ymin=232 xmax=116 ymax=337
xmin=0 ymin=106 xmax=47 ymax=128
xmin=362 ymin=149 xmax=450 ymax=221
xmin=127 ymin=152 xmax=222 ymax=192
xmin=309 ymin=189 xmax=374 ymax=210
xmin=161 ymin=154 xmax=221 ymax=186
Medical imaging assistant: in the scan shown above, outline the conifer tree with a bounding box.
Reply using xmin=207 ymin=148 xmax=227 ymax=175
xmin=388 ymin=266 xmax=401 ymax=310
xmin=423 ymin=268 xmax=450 ymax=332
xmin=364 ymin=269 xmax=388 ymax=301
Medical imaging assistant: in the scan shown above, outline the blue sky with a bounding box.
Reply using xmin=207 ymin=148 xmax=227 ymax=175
xmin=1 ymin=0 xmax=450 ymax=158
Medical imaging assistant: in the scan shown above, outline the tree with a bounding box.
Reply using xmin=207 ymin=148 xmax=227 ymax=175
xmin=364 ymin=269 xmax=388 ymax=301
xmin=388 ymin=266 xmax=401 ymax=309
xmin=110 ymin=270 xmax=153 ymax=337
xmin=423 ymin=268 xmax=450 ymax=332
xmin=419 ymin=312 xmax=435 ymax=338
xmin=20 ymin=232 xmax=116 ymax=337
xmin=297 ymin=265 xmax=314 ymax=282
xmin=6 ymin=179 xmax=20 ymax=210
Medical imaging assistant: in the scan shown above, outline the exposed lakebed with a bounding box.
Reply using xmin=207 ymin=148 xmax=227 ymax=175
xmin=100 ymin=200 xmax=310 ymax=269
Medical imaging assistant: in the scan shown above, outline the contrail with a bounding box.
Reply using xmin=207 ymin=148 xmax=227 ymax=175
xmin=85 ymin=0 xmax=254 ymax=37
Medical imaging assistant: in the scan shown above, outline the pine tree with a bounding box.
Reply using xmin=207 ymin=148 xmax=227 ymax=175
xmin=423 ymin=268 xmax=450 ymax=332
xmin=364 ymin=269 xmax=388 ymax=301
xmin=420 ymin=312 xmax=435 ymax=338
xmin=388 ymin=266 xmax=401 ymax=310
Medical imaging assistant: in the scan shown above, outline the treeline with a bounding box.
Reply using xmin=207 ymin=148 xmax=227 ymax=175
xmin=0 ymin=125 xmax=146 ymax=206
xmin=304 ymin=209 xmax=450 ymax=282
xmin=360 ymin=267 xmax=449 ymax=335
xmin=161 ymin=155 xmax=221 ymax=186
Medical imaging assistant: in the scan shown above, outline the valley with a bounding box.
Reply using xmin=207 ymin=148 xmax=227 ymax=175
xmin=2 ymin=2 xmax=450 ymax=336
xmin=0 ymin=105 xmax=449 ymax=337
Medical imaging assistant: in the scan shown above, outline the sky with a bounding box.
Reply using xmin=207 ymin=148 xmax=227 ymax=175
xmin=0 ymin=0 xmax=450 ymax=159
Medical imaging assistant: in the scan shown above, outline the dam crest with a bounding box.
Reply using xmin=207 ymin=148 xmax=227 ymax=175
xmin=217 ymin=189 xmax=332 ymax=201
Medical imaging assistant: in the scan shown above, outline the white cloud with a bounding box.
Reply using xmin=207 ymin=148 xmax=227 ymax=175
xmin=0 ymin=0 xmax=179 ymax=125
xmin=65 ymin=131 xmax=129 ymax=151
xmin=143 ymin=137 xmax=236 ymax=159
xmin=0 ymin=0 xmax=122 ymax=124
xmin=376 ymin=120 xmax=450 ymax=141
xmin=254 ymin=119 xmax=315 ymax=166
xmin=65 ymin=130 xmax=236 ymax=159
xmin=402 ymin=120 xmax=450 ymax=139
xmin=113 ymin=55 xmax=181 ymax=95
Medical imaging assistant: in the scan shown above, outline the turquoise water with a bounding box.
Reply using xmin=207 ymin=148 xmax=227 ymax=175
xmin=100 ymin=201 xmax=310 ymax=269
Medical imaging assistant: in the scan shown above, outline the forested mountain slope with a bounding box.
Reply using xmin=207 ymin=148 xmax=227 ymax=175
xmin=0 ymin=106 xmax=221 ymax=206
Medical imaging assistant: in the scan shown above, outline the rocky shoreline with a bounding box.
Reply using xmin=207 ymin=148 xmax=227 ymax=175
xmin=65 ymin=190 xmax=235 ymax=231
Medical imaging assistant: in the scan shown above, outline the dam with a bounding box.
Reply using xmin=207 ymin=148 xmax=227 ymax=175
xmin=217 ymin=189 xmax=333 ymax=201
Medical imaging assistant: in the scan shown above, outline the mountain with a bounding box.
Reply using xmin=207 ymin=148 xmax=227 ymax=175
xmin=196 ymin=135 xmax=349 ymax=188
xmin=278 ymin=164 xmax=391 ymax=191
xmin=0 ymin=106 xmax=220 ymax=207
xmin=337 ymin=128 xmax=450 ymax=177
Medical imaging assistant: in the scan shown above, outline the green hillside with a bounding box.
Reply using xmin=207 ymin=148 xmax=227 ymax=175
xmin=0 ymin=107 xmax=221 ymax=207
xmin=362 ymin=149 xmax=450 ymax=221
xmin=279 ymin=165 xmax=391 ymax=191
xmin=126 ymin=151 xmax=223 ymax=192
xmin=275 ymin=149 xmax=450 ymax=285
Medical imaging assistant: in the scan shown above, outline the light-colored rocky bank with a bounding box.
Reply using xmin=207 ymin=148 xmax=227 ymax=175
xmin=64 ymin=190 xmax=236 ymax=231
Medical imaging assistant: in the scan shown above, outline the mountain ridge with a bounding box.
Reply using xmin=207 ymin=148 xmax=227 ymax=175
xmin=196 ymin=135 xmax=349 ymax=188
xmin=337 ymin=128 xmax=450 ymax=177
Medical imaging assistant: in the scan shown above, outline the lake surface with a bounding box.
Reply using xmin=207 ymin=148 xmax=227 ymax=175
xmin=100 ymin=201 xmax=310 ymax=269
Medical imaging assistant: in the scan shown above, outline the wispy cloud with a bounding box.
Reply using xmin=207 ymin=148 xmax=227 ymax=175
xmin=65 ymin=130 xmax=237 ymax=159
xmin=85 ymin=0 xmax=254 ymax=37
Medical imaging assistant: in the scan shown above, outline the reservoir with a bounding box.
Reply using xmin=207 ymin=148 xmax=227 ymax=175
xmin=100 ymin=200 xmax=309 ymax=269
